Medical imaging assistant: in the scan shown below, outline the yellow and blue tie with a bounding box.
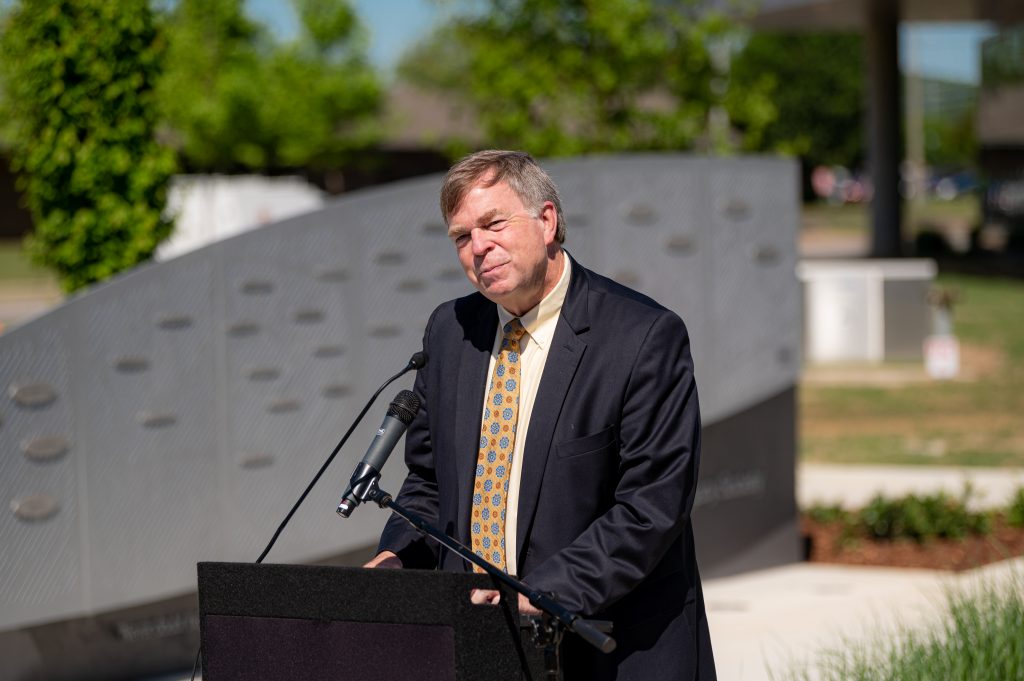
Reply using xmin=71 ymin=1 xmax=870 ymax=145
xmin=471 ymin=319 xmax=526 ymax=572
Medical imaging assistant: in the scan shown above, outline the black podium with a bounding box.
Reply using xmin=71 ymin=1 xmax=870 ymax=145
xmin=198 ymin=562 xmax=547 ymax=681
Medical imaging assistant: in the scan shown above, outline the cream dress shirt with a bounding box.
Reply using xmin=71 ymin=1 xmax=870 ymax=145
xmin=484 ymin=255 xmax=571 ymax=574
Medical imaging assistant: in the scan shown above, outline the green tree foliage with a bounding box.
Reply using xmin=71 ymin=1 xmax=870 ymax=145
xmin=730 ymin=31 xmax=865 ymax=171
xmin=924 ymin=111 xmax=977 ymax=169
xmin=0 ymin=0 xmax=176 ymax=292
xmin=398 ymin=0 xmax=774 ymax=157
xmin=157 ymin=0 xmax=381 ymax=171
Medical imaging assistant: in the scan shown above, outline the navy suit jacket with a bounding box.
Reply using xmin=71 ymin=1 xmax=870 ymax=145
xmin=379 ymin=256 xmax=716 ymax=680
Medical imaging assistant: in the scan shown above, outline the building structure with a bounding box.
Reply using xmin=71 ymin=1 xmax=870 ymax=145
xmin=750 ymin=0 xmax=1024 ymax=256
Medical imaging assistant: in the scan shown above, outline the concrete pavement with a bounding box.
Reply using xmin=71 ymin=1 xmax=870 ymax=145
xmin=799 ymin=462 xmax=1024 ymax=511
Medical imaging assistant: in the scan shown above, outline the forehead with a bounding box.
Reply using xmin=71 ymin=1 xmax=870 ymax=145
xmin=450 ymin=178 xmax=527 ymax=223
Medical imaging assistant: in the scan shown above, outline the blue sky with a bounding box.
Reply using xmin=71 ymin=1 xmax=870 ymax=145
xmin=901 ymin=22 xmax=998 ymax=84
xmin=248 ymin=1 xmax=998 ymax=84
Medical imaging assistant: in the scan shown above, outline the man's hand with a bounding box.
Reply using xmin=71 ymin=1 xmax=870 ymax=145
xmin=363 ymin=550 xmax=402 ymax=569
xmin=469 ymin=589 xmax=541 ymax=616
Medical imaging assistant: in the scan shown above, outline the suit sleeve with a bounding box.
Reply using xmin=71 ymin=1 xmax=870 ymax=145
xmin=521 ymin=310 xmax=701 ymax=615
xmin=376 ymin=311 xmax=442 ymax=568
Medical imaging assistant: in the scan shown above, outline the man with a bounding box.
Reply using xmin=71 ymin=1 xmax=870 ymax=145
xmin=366 ymin=150 xmax=715 ymax=680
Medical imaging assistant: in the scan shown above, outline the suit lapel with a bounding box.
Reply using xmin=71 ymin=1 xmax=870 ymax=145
xmin=515 ymin=258 xmax=590 ymax=571
xmin=453 ymin=301 xmax=497 ymax=544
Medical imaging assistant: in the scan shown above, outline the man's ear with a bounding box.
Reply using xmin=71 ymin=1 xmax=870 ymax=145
xmin=538 ymin=201 xmax=558 ymax=245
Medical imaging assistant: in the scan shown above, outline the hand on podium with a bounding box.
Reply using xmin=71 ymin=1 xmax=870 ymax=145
xmin=470 ymin=589 xmax=541 ymax=616
xmin=364 ymin=552 xmax=540 ymax=615
xmin=363 ymin=550 xmax=402 ymax=569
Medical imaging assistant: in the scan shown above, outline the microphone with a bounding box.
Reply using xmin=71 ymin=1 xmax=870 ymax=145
xmin=337 ymin=389 xmax=421 ymax=517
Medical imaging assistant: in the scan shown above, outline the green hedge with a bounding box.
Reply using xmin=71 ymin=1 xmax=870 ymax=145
xmin=805 ymin=486 xmax=1024 ymax=543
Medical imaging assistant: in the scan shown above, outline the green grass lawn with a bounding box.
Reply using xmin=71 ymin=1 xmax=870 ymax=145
xmin=0 ymin=238 xmax=55 ymax=283
xmin=802 ymin=196 xmax=980 ymax=236
xmin=801 ymin=273 xmax=1024 ymax=467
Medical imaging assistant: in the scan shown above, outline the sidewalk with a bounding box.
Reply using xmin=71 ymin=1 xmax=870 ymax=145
xmin=0 ymin=283 xmax=61 ymax=332
xmin=799 ymin=462 xmax=1024 ymax=511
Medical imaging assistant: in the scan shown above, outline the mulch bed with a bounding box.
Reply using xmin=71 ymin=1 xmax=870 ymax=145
xmin=802 ymin=515 xmax=1024 ymax=571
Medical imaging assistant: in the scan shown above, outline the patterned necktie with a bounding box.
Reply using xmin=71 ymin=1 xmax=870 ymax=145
xmin=471 ymin=318 xmax=526 ymax=572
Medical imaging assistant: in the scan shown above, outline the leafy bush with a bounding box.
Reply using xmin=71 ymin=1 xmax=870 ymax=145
xmin=0 ymin=0 xmax=176 ymax=291
xmin=805 ymin=503 xmax=852 ymax=525
xmin=858 ymin=491 xmax=991 ymax=542
xmin=1008 ymin=488 xmax=1024 ymax=528
xmin=806 ymin=488 xmax=1007 ymax=543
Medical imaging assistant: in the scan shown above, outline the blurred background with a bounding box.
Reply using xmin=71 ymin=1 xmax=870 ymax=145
xmin=1 ymin=1 xmax=1022 ymax=680
xmin=3 ymin=0 xmax=1021 ymax=482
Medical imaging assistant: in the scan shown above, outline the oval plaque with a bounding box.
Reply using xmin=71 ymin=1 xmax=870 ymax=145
xmin=313 ymin=345 xmax=345 ymax=358
xmin=227 ymin=320 xmax=260 ymax=338
xmin=114 ymin=356 xmax=150 ymax=373
xmin=396 ymin=279 xmax=426 ymax=293
xmin=314 ymin=267 xmax=349 ymax=282
xmin=239 ymin=452 xmax=274 ymax=469
xmin=375 ymin=252 xmax=406 ymax=266
xmin=322 ymin=383 xmax=353 ymax=399
xmin=267 ymin=398 xmax=302 ymax=414
xmin=157 ymin=314 xmax=193 ymax=330
xmin=293 ymin=309 xmax=325 ymax=325
xmin=137 ymin=411 xmax=178 ymax=428
xmin=22 ymin=436 xmax=71 ymax=462
xmin=369 ymin=325 xmax=401 ymax=338
xmin=11 ymin=494 xmax=60 ymax=521
xmin=240 ymin=280 xmax=274 ymax=295
xmin=665 ymin=233 xmax=697 ymax=256
xmin=10 ymin=382 xmax=58 ymax=409
xmin=245 ymin=366 xmax=281 ymax=382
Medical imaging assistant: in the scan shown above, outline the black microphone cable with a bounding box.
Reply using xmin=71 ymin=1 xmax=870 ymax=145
xmin=190 ymin=350 xmax=428 ymax=680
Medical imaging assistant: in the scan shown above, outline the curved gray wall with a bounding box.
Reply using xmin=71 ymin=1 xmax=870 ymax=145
xmin=0 ymin=155 xmax=800 ymax=642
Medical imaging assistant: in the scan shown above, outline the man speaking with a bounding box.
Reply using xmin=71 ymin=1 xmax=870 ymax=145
xmin=365 ymin=150 xmax=716 ymax=680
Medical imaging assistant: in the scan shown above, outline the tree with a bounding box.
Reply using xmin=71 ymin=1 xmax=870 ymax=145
xmin=0 ymin=0 xmax=176 ymax=291
xmin=729 ymin=31 xmax=865 ymax=178
xmin=398 ymin=0 xmax=773 ymax=157
xmin=924 ymin=110 xmax=977 ymax=170
xmin=156 ymin=0 xmax=381 ymax=172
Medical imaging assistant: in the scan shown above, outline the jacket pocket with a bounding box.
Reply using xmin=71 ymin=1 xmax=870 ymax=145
xmin=555 ymin=425 xmax=617 ymax=459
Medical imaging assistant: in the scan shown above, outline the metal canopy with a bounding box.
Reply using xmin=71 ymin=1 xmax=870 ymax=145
xmin=752 ymin=0 xmax=1024 ymax=29
xmin=738 ymin=0 xmax=1023 ymax=256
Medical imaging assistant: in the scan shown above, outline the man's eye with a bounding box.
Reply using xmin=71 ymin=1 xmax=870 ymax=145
xmin=487 ymin=219 xmax=508 ymax=230
xmin=453 ymin=234 xmax=470 ymax=246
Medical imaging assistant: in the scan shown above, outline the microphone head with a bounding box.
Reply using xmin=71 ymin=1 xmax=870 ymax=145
xmin=409 ymin=351 xmax=428 ymax=369
xmin=387 ymin=389 xmax=421 ymax=424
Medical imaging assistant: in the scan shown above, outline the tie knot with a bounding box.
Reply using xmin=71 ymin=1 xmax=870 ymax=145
xmin=502 ymin=318 xmax=526 ymax=341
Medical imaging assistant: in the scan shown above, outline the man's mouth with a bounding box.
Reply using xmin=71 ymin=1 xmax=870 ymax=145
xmin=479 ymin=261 xmax=507 ymax=277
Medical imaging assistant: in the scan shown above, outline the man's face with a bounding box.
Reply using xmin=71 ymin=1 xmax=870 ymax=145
xmin=447 ymin=176 xmax=558 ymax=315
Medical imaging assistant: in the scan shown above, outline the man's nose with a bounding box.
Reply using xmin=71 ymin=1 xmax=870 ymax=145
xmin=470 ymin=228 xmax=492 ymax=256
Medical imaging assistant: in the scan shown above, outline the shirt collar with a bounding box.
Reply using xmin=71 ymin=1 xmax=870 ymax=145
xmin=497 ymin=253 xmax=571 ymax=351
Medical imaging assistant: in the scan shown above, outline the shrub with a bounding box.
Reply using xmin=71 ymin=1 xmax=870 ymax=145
xmin=0 ymin=0 xmax=176 ymax=291
xmin=858 ymin=491 xmax=991 ymax=542
xmin=1008 ymin=488 xmax=1024 ymax=528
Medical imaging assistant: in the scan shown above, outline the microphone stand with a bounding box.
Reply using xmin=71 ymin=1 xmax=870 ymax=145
xmin=357 ymin=479 xmax=616 ymax=677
